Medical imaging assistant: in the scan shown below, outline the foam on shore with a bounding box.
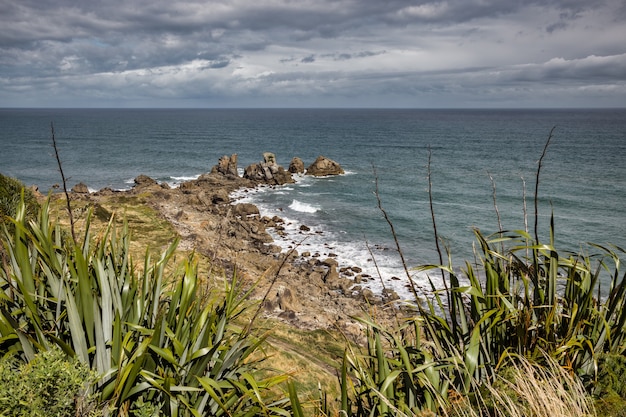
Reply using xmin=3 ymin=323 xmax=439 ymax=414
xmin=232 ymin=179 xmax=429 ymax=302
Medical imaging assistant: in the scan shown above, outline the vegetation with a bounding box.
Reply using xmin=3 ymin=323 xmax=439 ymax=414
xmin=0 ymin=173 xmax=38 ymax=228
xmin=0 ymin=345 xmax=99 ymax=416
xmin=0 ymin=196 xmax=291 ymax=416
xmin=2 ymin=122 xmax=626 ymax=416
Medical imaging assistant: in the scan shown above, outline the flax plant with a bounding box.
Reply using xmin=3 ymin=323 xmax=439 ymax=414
xmin=0 ymin=198 xmax=291 ymax=416
xmin=416 ymin=225 xmax=626 ymax=390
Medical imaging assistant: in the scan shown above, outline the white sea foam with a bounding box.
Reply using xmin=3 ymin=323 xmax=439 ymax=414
xmin=171 ymin=175 xmax=200 ymax=181
xmin=289 ymin=200 xmax=318 ymax=213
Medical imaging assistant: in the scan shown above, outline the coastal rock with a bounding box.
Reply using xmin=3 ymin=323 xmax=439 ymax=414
xmin=243 ymin=153 xmax=295 ymax=185
xmin=305 ymin=156 xmax=344 ymax=176
xmin=288 ymin=157 xmax=305 ymax=174
xmin=263 ymin=152 xmax=277 ymax=165
xmin=134 ymin=175 xmax=157 ymax=187
xmin=211 ymin=154 xmax=239 ymax=177
xmin=72 ymin=182 xmax=89 ymax=193
xmin=62 ymin=157 xmax=404 ymax=343
xmin=210 ymin=189 xmax=230 ymax=204
xmin=233 ymin=203 xmax=260 ymax=217
xmin=276 ymin=286 xmax=297 ymax=312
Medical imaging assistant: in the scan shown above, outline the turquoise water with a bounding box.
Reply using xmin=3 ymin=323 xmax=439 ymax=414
xmin=1 ymin=108 xmax=625 ymax=297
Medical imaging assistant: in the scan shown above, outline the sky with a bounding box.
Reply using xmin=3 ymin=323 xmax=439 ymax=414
xmin=1 ymin=0 xmax=625 ymax=108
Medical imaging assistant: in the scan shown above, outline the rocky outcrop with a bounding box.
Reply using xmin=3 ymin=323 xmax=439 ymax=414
xmin=134 ymin=174 xmax=158 ymax=187
xmin=72 ymin=182 xmax=89 ymax=193
xmin=211 ymin=154 xmax=239 ymax=177
xmin=243 ymin=152 xmax=294 ymax=185
xmin=233 ymin=203 xmax=260 ymax=217
xmin=288 ymin=157 xmax=305 ymax=174
xmin=69 ymin=153 xmax=402 ymax=342
xmin=305 ymin=156 xmax=344 ymax=176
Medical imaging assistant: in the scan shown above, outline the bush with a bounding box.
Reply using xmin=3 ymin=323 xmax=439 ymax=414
xmin=0 ymin=173 xmax=39 ymax=226
xmin=0 ymin=346 xmax=99 ymax=416
xmin=0 ymin=198 xmax=291 ymax=416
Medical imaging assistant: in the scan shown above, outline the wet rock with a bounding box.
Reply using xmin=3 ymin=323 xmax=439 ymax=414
xmin=288 ymin=157 xmax=305 ymax=174
xmin=305 ymin=156 xmax=344 ymax=176
xmin=134 ymin=174 xmax=157 ymax=186
xmin=211 ymin=154 xmax=239 ymax=177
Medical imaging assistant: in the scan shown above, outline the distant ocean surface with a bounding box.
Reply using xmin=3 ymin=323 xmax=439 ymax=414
xmin=1 ymin=108 xmax=625 ymax=299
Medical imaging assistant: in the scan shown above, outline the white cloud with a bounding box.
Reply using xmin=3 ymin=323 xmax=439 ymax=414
xmin=0 ymin=0 xmax=624 ymax=107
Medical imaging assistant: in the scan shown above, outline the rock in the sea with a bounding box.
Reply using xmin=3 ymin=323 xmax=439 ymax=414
xmin=134 ymin=174 xmax=157 ymax=186
xmin=288 ymin=157 xmax=305 ymax=174
xmin=305 ymin=156 xmax=344 ymax=176
xmin=243 ymin=152 xmax=295 ymax=185
xmin=72 ymin=182 xmax=89 ymax=193
xmin=211 ymin=154 xmax=239 ymax=177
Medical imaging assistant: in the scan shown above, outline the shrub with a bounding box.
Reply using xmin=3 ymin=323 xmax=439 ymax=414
xmin=0 ymin=173 xmax=39 ymax=226
xmin=0 ymin=198 xmax=291 ymax=416
xmin=0 ymin=345 xmax=99 ymax=416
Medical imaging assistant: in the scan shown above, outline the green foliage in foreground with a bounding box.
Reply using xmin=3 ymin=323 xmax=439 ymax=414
xmin=0 ymin=345 xmax=99 ymax=417
xmin=0 ymin=173 xmax=39 ymax=228
xmin=2 ymin=194 xmax=626 ymax=416
xmin=313 ymin=221 xmax=626 ymax=416
xmin=0 ymin=199 xmax=290 ymax=416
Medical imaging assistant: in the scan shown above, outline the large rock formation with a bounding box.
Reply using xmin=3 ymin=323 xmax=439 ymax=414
xmin=211 ymin=154 xmax=239 ymax=177
xmin=288 ymin=157 xmax=305 ymax=174
xmin=243 ymin=152 xmax=294 ymax=185
xmin=305 ymin=156 xmax=344 ymax=176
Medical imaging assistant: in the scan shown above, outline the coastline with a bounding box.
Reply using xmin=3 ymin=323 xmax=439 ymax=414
xmin=61 ymin=170 xmax=405 ymax=340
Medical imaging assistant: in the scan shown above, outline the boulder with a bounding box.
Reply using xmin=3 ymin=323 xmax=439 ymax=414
xmin=233 ymin=203 xmax=260 ymax=217
xmin=243 ymin=152 xmax=294 ymax=185
xmin=276 ymin=286 xmax=297 ymax=312
xmin=305 ymin=156 xmax=344 ymax=176
xmin=134 ymin=174 xmax=157 ymax=186
xmin=288 ymin=157 xmax=305 ymax=174
xmin=72 ymin=182 xmax=89 ymax=193
xmin=211 ymin=154 xmax=239 ymax=177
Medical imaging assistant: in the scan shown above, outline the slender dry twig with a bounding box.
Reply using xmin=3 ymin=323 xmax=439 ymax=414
xmin=489 ymin=171 xmax=505 ymax=255
xmin=372 ymin=165 xmax=420 ymax=301
xmin=364 ymin=237 xmax=386 ymax=292
xmin=244 ymin=240 xmax=304 ymax=336
xmin=427 ymin=146 xmax=449 ymax=301
xmin=521 ymin=176 xmax=530 ymax=260
xmin=51 ymin=122 xmax=76 ymax=243
xmin=488 ymin=171 xmax=503 ymax=234
xmin=427 ymin=147 xmax=444 ymax=266
xmin=534 ymin=126 xmax=556 ymax=244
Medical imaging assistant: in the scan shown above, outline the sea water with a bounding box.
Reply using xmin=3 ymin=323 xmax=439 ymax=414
xmin=1 ymin=108 xmax=625 ymax=299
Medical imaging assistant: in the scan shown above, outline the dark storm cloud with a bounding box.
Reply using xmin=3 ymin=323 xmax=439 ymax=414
xmin=0 ymin=0 xmax=624 ymax=107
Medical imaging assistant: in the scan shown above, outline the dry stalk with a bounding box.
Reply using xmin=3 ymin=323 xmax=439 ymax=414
xmin=534 ymin=126 xmax=556 ymax=244
xmin=50 ymin=122 xmax=76 ymax=243
xmin=371 ymin=165 xmax=419 ymax=301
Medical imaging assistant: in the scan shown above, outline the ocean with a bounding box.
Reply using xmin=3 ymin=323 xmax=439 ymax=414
xmin=1 ymin=108 xmax=625 ymax=299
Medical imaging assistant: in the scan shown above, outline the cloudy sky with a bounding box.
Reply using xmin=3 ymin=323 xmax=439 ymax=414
xmin=1 ymin=0 xmax=625 ymax=108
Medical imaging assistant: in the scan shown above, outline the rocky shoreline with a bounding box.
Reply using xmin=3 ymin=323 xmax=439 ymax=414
xmin=66 ymin=154 xmax=404 ymax=341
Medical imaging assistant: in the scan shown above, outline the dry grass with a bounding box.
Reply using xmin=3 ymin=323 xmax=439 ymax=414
xmin=449 ymin=354 xmax=596 ymax=417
